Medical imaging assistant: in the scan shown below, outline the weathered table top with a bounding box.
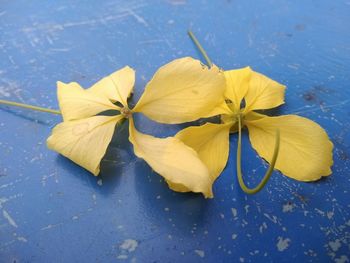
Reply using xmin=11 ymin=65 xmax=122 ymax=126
xmin=1 ymin=0 xmax=349 ymax=262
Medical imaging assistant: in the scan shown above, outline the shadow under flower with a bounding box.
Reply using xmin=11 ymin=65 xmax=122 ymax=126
xmin=132 ymin=160 xmax=215 ymax=235
xmin=0 ymin=106 xmax=57 ymax=126
xmin=54 ymin=121 xmax=135 ymax=196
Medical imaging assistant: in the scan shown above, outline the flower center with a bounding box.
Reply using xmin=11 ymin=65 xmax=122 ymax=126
xmin=231 ymin=109 xmax=245 ymax=123
xmin=121 ymin=107 xmax=131 ymax=118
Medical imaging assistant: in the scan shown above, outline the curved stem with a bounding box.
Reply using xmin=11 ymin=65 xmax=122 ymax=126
xmin=187 ymin=30 xmax=213 ymax=68
xmin=236 ymin=116 xmax=280 ymax=194
xmin=0 ymin=99 xmax=61 ymax=115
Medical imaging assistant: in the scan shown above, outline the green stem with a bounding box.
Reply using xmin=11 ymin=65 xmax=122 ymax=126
xmin=0 ymin=99 xmax=61 ymax=115
xmin=188 ymin=30 xmax=213 ymax=68
xmin=236 ymin=116 xmax=280 ymax=194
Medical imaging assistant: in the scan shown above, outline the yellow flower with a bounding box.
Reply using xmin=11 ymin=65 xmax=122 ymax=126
xmin=175 ymin=67 xmax=334 ymax=192
xmin=47 ymin=57 xmax=228 ymax=198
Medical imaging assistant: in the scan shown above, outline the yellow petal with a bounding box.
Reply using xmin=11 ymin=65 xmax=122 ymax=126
xmin=176 ymin=123 xmax=231 ymax=182
xmin=224 ymin=67 xmax=252 ymax=112
xmin=128 ymin=118 xmax=213 ymax=198
xmin=243 ymin=71 xmax=286 ymax=112
xmin=57 ymin=81 xmax=119 ymax=121
xmin=133 ymin=57 xmax=226 ymax=124
xmin=88 ymin=66 xmax=135 ymax=106
xmin=245 ymin=113 xmax=333 ymax=181
xmin=47 ymin=115 xmax=123 ymax=175
xmin=203 ymin=101 xmax=232 ymax=119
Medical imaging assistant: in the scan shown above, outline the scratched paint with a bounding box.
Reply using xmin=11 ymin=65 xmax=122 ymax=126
xmin=0 ymin=0 xmax=350 ymax=262
xmin=2 ymin=210 xmax=18 ymax=228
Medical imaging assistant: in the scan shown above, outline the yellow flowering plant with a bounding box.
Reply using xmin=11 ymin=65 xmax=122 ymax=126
xmin=0 ymin=31 xmax=334 ymax=198
xmin=0 ymin=57 xmax=228 ymax=198
xmin=172 ymin=31 xmax=334 ymax=195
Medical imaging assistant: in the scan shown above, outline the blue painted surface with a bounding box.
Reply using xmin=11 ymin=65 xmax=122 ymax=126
xmin=0 ymin=0 xmax=350 ymax=262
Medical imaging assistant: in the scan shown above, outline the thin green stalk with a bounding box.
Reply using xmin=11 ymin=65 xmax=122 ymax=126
xmin=188 ymin=30 xmax=213 ymax=68
xmin=0 ymin=99 xmax=61 ymax=115
xmin=236 ymin=117 xmax=280 ymax=194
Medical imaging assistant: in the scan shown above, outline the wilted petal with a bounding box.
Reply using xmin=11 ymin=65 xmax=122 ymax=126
xmin=128 ymin=118 xmax=213 ymax=198
xmin=133 ymin=57 xmax=226 ymax=124
xmin=245 ymin=113 xmax=333 ymax=181
xmin=47 ymin=115 xmax=123 ymax=175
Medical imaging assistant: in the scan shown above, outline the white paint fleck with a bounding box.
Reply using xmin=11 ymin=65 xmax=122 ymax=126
xmin=40 ymin=223 xmax=63 ymax=231
xmin=264 ymin=213 xmax=278 ymax=224
xmin=17 ymin=236 xmax=27 ymax=242
xmin=120 ymin=239 xmax=138 ymax=252
xmin=97 ymin=179 xmax=103 ymax=186
xmin=315 ymin=208 xmax=325 ymax=216
xmin=125 ymin=8 xmax=149 ymax=27
xmin=0 ymin=197 xmax=9 ymax=208
xmin=304 ymin=249 xmax=317 ymax=257
xmin=117 ymin=255 xmax=128 ymax=260
xmin=277 ymin=237 xmax=291 ymax=251
xmin=0 ymin=86 xmax=11 ymax=97
xmin=49 ymin=48 xmax=71 ymax=52
xmin=231 ymin=208 xmax=237 ymax=217
xmin=241 ymin=219 xmax=248 ymax=226
xmin=41 ymin=172 xmax=58 ymax=186
xmin=194 ymin=249 xmax=205 ymax=258
xmin=3 ymin=210 xmax=18 ymax=228
xmin=259 ymin=222 xmax=268 ymax=233
xmin=244 ymin=205 xmax=250 ymax=214
xmin=287 ymin=64 xmax=300 ymax=70
xmin=30 ymin=153 xmax=43 ymax=163
xmin=327 ymin=211 xmax=334 ymax=219
xmin=335 ymin=255 xmax=349 ymax=263
xmin=232 ymin=234 xmax=238 ymax=240
xmin=282 ymin=203 xmax=294 ymax=212
xmin=220 ymin=213 xmax=225 ymax=219
xmin=329 ymin=239 xmax=342 ymax=252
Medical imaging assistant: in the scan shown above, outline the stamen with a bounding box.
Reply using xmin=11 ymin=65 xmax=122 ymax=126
xmin=120 ymin=107 xmax=131 ymax=118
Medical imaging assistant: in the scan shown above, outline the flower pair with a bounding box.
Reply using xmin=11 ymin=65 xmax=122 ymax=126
xmin=47 ymin=56 xmax=334 ymax=198
xmin=47 ymin=57 xmax=228 ymax=198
